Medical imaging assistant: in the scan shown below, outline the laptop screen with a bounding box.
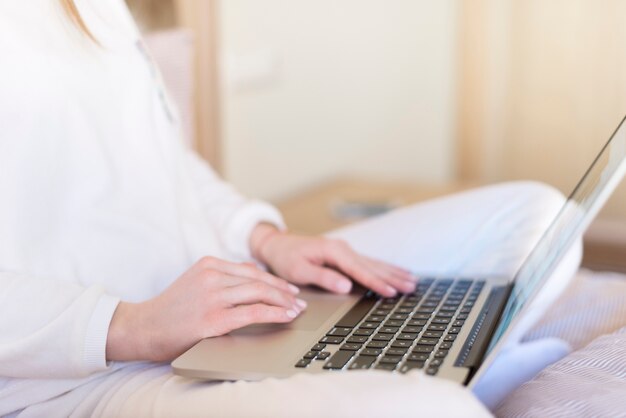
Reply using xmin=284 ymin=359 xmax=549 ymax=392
xmin=487 ymin=116 xmax=626 ymax=352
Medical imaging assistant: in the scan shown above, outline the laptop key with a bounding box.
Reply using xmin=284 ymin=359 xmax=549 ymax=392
xmin=335 ymin=295 xmax=378 ymax=328
xmin=431 ymin=318 xmax=450 ymax=324
xmin=399 ymin=361 xmax=425 ymax=373
xmin=439 ymin=342 xmax=453 ymax=350
xmin=427 ymin=324 xmax=447 ymax=331
xmin=380 ymin=356 xmax=402 ymax=365
xmin=429 ymin=358 xmax=443 ymax=367
xmin=402 ymin=326 xmax=422 ymax=334
xmin=303 ymin=351 xmax=317 ymax=359
xmin=349 ymin=355 xmax=376 ymax=370
xmin=372 ymin=333 xmax=393 ymax=342
xmin=353 ymin=328 xmax=374 ymax=336
xmin=394 ymin=307 xmax=413 ymax=314
xmin=422 ymin=331 xmax=443 ymax=338
xmin=360 ymin=322 xmax=379 ymax=329
xmin=407 ymin=319 xmax=427 ymax=326
xmin=316 ymin=351 xmax=331 ymax=360
xmin=295 ymin=359 xmax=311 ymax=368
xmin=412 ymin=345 xmax=435 ymax=353
xmin=391 ymin=340 xmax=412 ymax=349
xmin=408 ymin=353 xmax=429 ymax=362
xmin=341 ymin=344 xmax=362 ymax=351
xmin=444 ymin=334 xmax=457 ymax=342
xmin=448 ymin=327 xmax=461 ymax=334
xmin=417 ymin=338 xmax=438 ymax=345
xmin=375 ymin=363 xmax=397 ymax=371
xmin=434 ymin=350 xmax=448 ymax=358
xmin=397 ymin=333 xmax=418 ymax=341
xmin=327 ymin=327 xmax=351 ymax=337
xmin=361 ymin=348 xmax=383 ymax=357
xmin=367 ymin=341 xmax=389 ymax=349
xmin=324 ymin=350 xmax=354 ymax=370
xmin=384 ymin=320 xmax=405 ymax=327
xmin=320 ymin=336 xmax=344 ymax=344
xmin=386 ymin=348 xmax=408 ymax=356
xmin=426 ymin=366 xmax=439 ymax=375
xmin=379 ymin=327 xmax=400 ymax=334
xmin=311 ymin=343 xmax=326 ymax=351
xmin=347 ymin=336 xmax=368 ymax=344
xmin=366 ymin=315 xmax=385 ymax=323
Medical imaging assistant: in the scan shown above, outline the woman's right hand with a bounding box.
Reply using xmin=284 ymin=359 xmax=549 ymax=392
xmin=106 ymin=256 xmax=306 ymax=362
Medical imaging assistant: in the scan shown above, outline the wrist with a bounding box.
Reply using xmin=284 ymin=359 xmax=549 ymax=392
xmin=250 ymin=223 xmax=282 ymax=265
xmin=106 ymin=301 xmax=152 ymax=362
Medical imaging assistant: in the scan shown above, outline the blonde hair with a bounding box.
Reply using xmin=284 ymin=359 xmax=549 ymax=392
xmin=60 ymin=0 xmax=97 ymax=42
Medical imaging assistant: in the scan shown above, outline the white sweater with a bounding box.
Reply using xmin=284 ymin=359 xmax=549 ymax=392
xmin=0 ymin=0 xmax=283 ymax=413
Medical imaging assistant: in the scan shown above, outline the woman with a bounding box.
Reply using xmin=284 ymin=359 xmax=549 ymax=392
xmin=0 ymin=1 xmax=575 ymax=416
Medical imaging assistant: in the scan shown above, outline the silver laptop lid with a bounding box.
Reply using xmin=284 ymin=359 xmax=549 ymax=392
xmin=487 ymin=115 xmax=626 ymax=354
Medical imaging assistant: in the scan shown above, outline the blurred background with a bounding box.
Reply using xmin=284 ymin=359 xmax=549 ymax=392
xmin=127 ymin=0 xmax=626 ymax=270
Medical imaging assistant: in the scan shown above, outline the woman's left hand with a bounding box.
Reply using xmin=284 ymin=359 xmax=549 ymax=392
xmin=250 ymin=224 xmax=417 ymax=297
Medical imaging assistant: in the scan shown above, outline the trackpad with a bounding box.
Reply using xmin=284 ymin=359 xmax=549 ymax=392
xmin=235 ymin=287 xmax=360 ymax=333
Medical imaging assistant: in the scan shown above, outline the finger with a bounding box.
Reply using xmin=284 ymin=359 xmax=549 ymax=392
xmin=199 ymin=257 xmax=299 ymax=294
xmin=226 ymin=304 xmax=300 ymax=331
xmin=292 ymin=262 xmax=353 ymax=294
xmin=323 ymin=243 xmax=398 ymax=297
xmin=365 ymin=257 xmax=416 ymax=282
xmin=362 ymin=259 xmax=416 ymax=294
xmin=221 ymin=281 xmax=307 ymax=312
xmin=362 ymin=257 xmax=418 ymax=285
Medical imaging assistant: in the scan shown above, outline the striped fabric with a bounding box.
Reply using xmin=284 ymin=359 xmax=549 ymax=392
xmin=496 ymin=270 xmax=626 ymax=417
xmin=496 ymin=326 xmax=626 ymax=417
xmin=524 ymin=269 xmax=626 ymax=350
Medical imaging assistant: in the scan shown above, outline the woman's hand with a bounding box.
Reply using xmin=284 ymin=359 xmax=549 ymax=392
xmin=106 ymin=256 xmax=306 ymax=362
xmin=250 ymin=224 xmax=417 ymax=298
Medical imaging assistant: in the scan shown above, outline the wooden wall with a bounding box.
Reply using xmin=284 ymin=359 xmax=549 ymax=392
xmin=458 ymin=0 xmax=626 ymax=221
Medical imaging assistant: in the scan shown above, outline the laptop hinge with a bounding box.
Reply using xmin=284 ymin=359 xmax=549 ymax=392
xmin=455 ymin=283 xmax=513 ymax=381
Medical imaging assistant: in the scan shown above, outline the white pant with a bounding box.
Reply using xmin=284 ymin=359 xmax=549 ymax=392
xmin=21 ymin=182 xmax=581 ymax=418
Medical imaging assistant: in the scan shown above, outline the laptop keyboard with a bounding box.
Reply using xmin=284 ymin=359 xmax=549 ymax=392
xmin=295 ymin=278 xmax=484 ymax=375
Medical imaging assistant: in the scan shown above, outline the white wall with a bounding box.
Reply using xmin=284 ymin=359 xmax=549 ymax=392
xmin=218 ymin=0 xmax=459 ymax=201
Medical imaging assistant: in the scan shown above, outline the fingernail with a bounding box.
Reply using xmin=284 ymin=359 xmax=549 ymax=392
xmin=288 ymin=284 xmax=300 ymax=294
xmin=336 ymin=280 xmax=352 ymax=294
xmin=385 ymin=285 xmax=397 ymax=296
xmin=296 ymin=298 xmax=307 ymax=309
xmin=286 ymin=309 xmax=298 ymax=319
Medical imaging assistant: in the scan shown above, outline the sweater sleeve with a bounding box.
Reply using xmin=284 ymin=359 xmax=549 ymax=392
xmin=0 ymin=271 xmax=120 ymax=379
xmin=184 ymin=150 xmax=286 ymax=261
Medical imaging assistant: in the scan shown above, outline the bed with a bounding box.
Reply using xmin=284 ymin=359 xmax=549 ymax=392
xmin=143 ymin=30 xmax=626 ymax=417
xmin=497 ymin=269 xmax=626 ymax=417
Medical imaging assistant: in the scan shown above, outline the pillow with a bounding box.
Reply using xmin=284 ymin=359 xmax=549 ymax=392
xmin=496 ymin=326 xmax=626 ymax=417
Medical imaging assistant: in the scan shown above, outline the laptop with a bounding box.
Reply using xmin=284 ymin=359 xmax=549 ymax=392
xmin=173 ymin=115 xmax=626 ymax=387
